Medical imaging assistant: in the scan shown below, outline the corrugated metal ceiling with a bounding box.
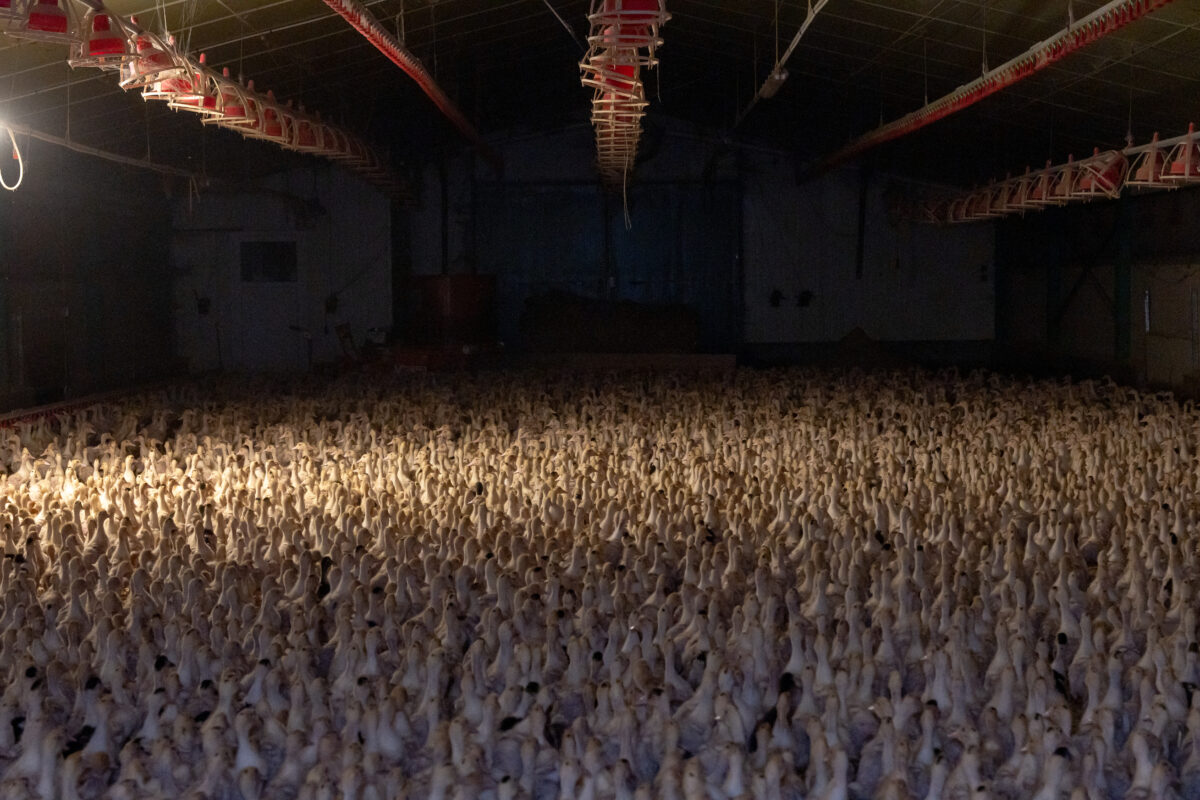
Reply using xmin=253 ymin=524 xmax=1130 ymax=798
xmin=0 ymin=0 xmax=1195 ymax=185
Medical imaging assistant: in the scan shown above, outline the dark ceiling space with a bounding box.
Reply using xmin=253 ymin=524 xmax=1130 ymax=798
xmin=0 ymin=0 xmax=1197 ymax=187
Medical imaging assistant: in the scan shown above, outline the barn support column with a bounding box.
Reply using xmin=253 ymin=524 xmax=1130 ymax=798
xmin=854 ymin=161 xmax=873 ymax=280
xmin=440 ymin=160 xmax=450 ymax=276
xmin=1047 ymin=236 xmax=1064 ymax=349
xmin=1114 ymin=203 xmax=1133 ymax=364
xmin=391 ymin=198 xmax=412 ymax=339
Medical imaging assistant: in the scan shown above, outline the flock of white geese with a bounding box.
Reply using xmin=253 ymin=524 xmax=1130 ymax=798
xmin=0 ymin=368 xmax=1199 ymax=800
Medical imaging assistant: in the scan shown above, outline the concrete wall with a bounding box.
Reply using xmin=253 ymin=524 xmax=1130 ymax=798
xmin=171 ymin=165 xmax=392 ymax=373
xmin=742 ymin=158 xmax=994 ymax=343
xmin=0 ymin=142 xmax=177 ymax=408
xmin=1135 ymin=263 xmax=1200 ymax=387
xmin=996 ymin=188 xmax=1200 ymax=389
xmin=406 ymin=119 xmax=996 ymax=352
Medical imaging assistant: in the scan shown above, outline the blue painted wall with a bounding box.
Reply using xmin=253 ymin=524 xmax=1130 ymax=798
xmin=409 ymin=119 xmax=995 ymax=352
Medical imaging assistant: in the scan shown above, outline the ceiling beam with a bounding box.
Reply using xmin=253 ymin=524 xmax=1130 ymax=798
xmin=8 ymin=119 xmax=198 ymax=178
xmin=320 ymin=0 xmax=502 ymax=172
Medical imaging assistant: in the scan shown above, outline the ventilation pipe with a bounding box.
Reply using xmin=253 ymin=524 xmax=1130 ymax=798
xmin=733 ymin=0 xmax=832 ymax=130
xmin=320 ymin=0 xmax=502 ymax=175
xmin=812 ymin=0 xmax=1179 ymax=176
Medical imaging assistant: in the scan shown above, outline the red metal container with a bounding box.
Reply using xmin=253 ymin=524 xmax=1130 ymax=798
xmin=404 ymin=275 xmax=497 ymax=346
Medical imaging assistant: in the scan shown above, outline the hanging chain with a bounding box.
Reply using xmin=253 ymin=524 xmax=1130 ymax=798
xmin=431 ymin=2 xmax=438 ymax=80
xmin=923 ymin=37 xmax=929 ymax=104
xmin=774 ymin=0 xmax=780 ymax=67
xmin=981 ymin=1 xmax=989 ymax=75
xmin=1126 ymin=64 xmax=1135 ymax=146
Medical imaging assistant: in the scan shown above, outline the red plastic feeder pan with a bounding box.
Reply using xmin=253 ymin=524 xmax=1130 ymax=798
xmin=9 ymin=0 xmax=77 ymax=44
xmin=596 ymin=0 xmax=667 ymax=32
xmin=582 ymin=60 xmax=642 ymax=98
xmin=86 ymin=14 xmax=124 ymax=55
xmin=120 ymin=34 xmax=184 ymax=90
xmin=588 ymin=0 xmax=667 ymax=53
xmin=27 ymin=0 xmax=67 ymax=34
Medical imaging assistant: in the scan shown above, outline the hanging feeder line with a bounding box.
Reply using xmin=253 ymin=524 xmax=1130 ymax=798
xmin=0 ymin=0 xmax=411 ymax=198
xmin=811 ymin=0 xmax=1179 ymax=176
xmin=579 ymin=0 xmax=670 ymax=190
xmin=319 ymin=0 xmax=502 ymax=175
xmin=915 ymin=123 xmax=1200 ymax=225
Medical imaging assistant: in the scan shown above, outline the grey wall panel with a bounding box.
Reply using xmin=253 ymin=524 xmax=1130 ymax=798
xmin=171 ymin=166 xmax=392 ymax=374
xmin=742 ymin=159 xmax=995 ymax=344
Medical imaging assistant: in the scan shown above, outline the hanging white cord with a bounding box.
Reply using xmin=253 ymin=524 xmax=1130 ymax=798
xmin=0 ymin=126 xmax=24 ymax=191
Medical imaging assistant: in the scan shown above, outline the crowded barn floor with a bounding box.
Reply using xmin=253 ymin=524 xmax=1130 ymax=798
xmin=0 ymin=369 xmax=1198 ymax=800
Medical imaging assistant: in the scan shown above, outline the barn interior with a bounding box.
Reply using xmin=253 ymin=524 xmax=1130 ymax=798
xmin=1 ymin=2 xmax=1200 ymax=799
